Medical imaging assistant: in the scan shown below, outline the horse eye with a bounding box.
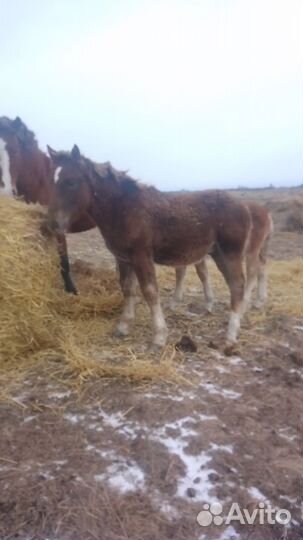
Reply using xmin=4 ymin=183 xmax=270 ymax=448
xmin=66 ymin=179 xmax=76 ymax=188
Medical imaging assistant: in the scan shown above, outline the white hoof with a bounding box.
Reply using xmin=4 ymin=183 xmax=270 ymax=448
xmin=253 ymin=298 xmax=266 ymax=310
xmin=170 ymin=297 xmax=182 ymax=310
xmin=114 ymin=321 xmax=130 ymax=337
xmin=205 ymin=302 xmax=214 ymax=314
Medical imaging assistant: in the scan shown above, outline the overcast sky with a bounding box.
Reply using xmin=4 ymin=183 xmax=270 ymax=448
xmin=1 ymin=0 xmax=302 ymax=190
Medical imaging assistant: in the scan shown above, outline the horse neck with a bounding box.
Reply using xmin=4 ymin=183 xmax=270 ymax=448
xmin=88 ymin=174 xmax=123 ymax=233
xmin=17 ymin=145 xmax=52 ymax=204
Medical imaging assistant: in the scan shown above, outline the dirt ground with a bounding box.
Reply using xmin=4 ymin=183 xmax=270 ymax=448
xmin=1 ymin=187 xmax=302 ymax=540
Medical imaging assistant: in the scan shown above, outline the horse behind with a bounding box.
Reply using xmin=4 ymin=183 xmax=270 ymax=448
xmin=173 ymin=202 xmax=273 ymax=312
xmin=47 ymin=144 xmax=254 ymax=351
xmin=0 ymin=116 xmax=96 ymax=293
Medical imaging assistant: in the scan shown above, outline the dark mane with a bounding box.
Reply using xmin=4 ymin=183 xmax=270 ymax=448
xmin=0 ymin=116 xmax=38 ymax=149
xmin=0 ymin=116 xmax=12 ymax=130
xmin=91 ymin=159 xmax=151 ymax=196
xmin=16 ymin=121 xmax=38 ymax=149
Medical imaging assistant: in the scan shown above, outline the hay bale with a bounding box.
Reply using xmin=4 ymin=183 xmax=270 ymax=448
xmin=0 ymin=197 xmax=61 ymax=363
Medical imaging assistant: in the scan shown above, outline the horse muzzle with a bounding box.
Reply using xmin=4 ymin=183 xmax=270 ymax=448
xmin=47 ymin=211 xmax=70 ymax=233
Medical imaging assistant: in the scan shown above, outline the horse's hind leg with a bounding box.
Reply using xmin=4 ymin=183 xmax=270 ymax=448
xmin=132 ymin=253 xmax=168 ymax=349
xmin=211 ymin=247 xmax=245 ymax=347
xmin=254 ymin=240 xmax=269 ymax=309
xmin=195 ymin=258 xmax=214 ymax=313
xmin=242 ymin=250 xmax=260 ymax=314
xmin=115 ymin=262 xmax=137 ymax=336
xmin=171 ymin=266 xmax=187 ymax=308
xmin=56 ymin=232 xmax=77 ymax=294
xmin=255 ymin=261 xmax=267 ymax=308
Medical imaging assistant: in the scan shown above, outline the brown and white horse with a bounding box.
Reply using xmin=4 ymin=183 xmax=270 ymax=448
xmin=172 ymin=202 xmax=273 ymax=312
xmin=0 ymin=116 xmax=96 ymax=293
xmin=47 ymin=145 xmax=254 ymax=351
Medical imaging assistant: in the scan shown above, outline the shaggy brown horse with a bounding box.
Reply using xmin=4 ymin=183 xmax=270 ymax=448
xmin=172 ymin=203 xmax=273 ymax=312
xmin=47 ymin=145 xmax=254 ymax=350
xmin=0 ymin=116 xmax=96 ymax=293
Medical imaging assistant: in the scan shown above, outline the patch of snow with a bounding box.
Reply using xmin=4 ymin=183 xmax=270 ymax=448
xmin=278 ymin=428 xmax=297 ymax=442
xmin=211 ymin=351 xmax=226 ymax=361
xmin=95 ymin=459 xmax=145 ymax=494
xmin=163 ymin=417 xmax=197 ymax=438
xmin=218 ymin=525 xmax=240 ymax=539
xmin=214 ymin=365 xmax=230 ymax=374
xmin=88 ymin=422 xmax=103 ymax=432
xmin=99 ymin=410 xmax=125 ymax=429
xmin=279 ymin=495 xmax=298 ymax=505
xmin=151 ymin=419 xmax=217 ymax=502
xmin=289 ymin=368 xmax=303 ymax=379
xmin=87 ymin=412 xmax=222 ymax=503
xmin=64 ymin=413 xmax=85 ymax=424
xmin=53 ymin=460 xmax=67 ymax=468
xmin=96 ymin=410 xmax=139 ymax=439
xmin=86 ymin=444 xmax=114 ymax=459
xmin=144 ymin=390 xmax=196 ymax=401
xmin=23 ymin=415 xmax=36 ymax=423
xmin=247 ymin=486 xmax=268 ymax=501
xmin=198 ymin=414 xmax=218 ymax=422
xmin=151 ymin=490 xmax=179 ymax=519
xmin=38 ymin=471 xmax=54 ymax=481
xmin=294 ymin=325 xmax=303 ymax=331
xmin=210 ymin=443 xmax=234 ymax=454
xmin=48 ymin=390 xmax=71 ymax=400
xmin=228 ymin=357 xmax=243 ymax=366
xmin=201 ymin=382 xmax=241 ymax=400
xmin=221 ymin=388 xmax=241 ymax=399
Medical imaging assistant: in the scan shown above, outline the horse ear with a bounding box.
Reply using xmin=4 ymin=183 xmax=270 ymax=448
xmin=71 ymin=144 xmax=81 ymax=161
xmin=13 ymin=116 xmax=23 ymax=129
xmin=13 ymin=116 xmax=28 ymax=143
xmin=47 ymin=145 xmax=58 ymax=160
xmin=105 ymin=162 xmax=118 ymax=180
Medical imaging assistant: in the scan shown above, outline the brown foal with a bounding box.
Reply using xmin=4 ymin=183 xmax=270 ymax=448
xmin=47 ymin=145 xmax=255 ymax=350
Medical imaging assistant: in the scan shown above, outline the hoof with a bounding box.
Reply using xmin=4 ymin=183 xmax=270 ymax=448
xmin=253 ymin=299 xmax=266 ymax=310
xmin=169 ymin=298 xmax=182 ymax=310
xmin=65 ymin=283 xmax=78 ymax=295
xmin=148 ymin=343 xmax=163 ymax=354
xmin=224 ymin=342 xmax=237 ymax=356
xmin=113 ymin=330 xmax=129 ymax=339
xmin=208 ymin=340 xmax=219 ymax=350
xmin=113 ymin=322 xmax=130 ymax=338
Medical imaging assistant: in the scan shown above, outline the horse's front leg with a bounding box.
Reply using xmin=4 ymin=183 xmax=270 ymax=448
xmin=171 ymin=266 xmax=187 ymax=308
xmin=56 ymin=232 xmax=77 ymax=294
xmin=195 ymin=258 xmax=214 ymax=313
xmin=132 ymin=253 xmax=168 ymax=349
xmin=115 ymin=262 xmax=137 ymax=336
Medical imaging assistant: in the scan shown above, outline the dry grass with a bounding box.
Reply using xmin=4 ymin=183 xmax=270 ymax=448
xmin=0 ymin=197 xmax=302 ymax=401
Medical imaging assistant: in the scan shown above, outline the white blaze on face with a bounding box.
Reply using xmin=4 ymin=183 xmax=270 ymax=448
xmin=54 ymin=166 xmax=62 ymax=183
xmin=0 ymin=137 xmax=13 ymax=195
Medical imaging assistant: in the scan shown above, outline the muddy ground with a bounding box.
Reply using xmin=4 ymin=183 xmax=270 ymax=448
xmin=0 ymin=188 xmax=302 ymax=540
